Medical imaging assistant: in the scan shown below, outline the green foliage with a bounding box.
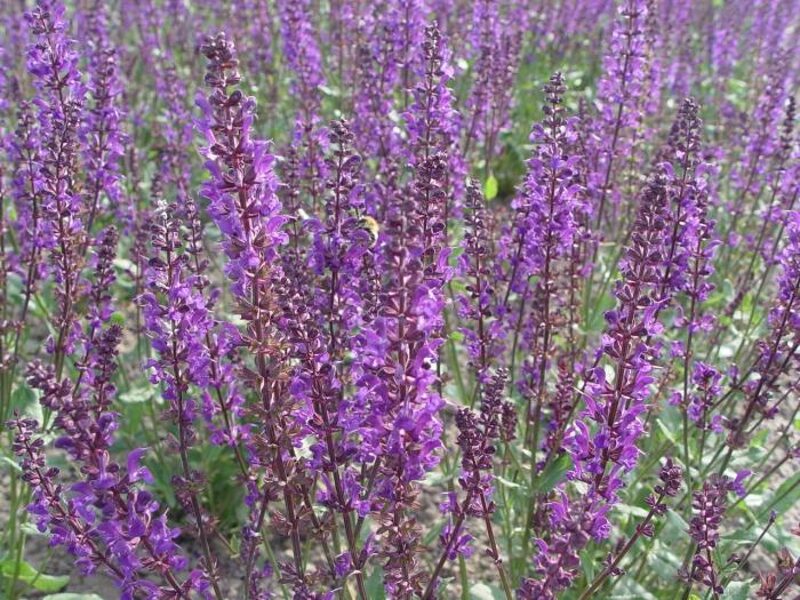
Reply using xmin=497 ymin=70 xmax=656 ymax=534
xmin=0 ymin=557 xmax=69 ymax=593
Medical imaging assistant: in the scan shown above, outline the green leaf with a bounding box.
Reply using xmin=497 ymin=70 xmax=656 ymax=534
xmin=614 ymin=503 xmax=650 ymax=518
xmin=449 ymin=330 xmax=465 ymax=343
xmin=42 ymin=595 xmax=106 ymax=600
xmin=470 ymin=582 xmax=505 ymax=600
xmin=11 ymin=384 xmax=41 ymax=421
xmin=496 ymin=476 xmax=523 ymax=490
xmin=365 ymin=566 xmax=387 ymax=600
xmin=760 ymin=472 xmax=800 ymax=519
xmin=1 ymin=454 xmax=22 ymax=473
xmin=611 ymin=578 xmax=657 ymax=599
xmin=119 ymin=387 xmax=155 ymax=404
xmin=581 ymin=552 xmax=597 ymax=586
xmin=646 ymin=540 xmax=683 ymax=582
xmin=531 ymin=454 xmax=571 ymax=494
xmin=661 ymin=509 xmax=690 ymax=545
xmin=21 ymin=522 xmax=47 ymax=537
xmin=0 ymin=557 xmax=69 ymax=592
xmin=655 ymin=417 xmax=679 ymax=447
xmin=484 ymin=173 xmax=498 ymax=201
xmin=721 ymin=581 xmax=752 ymax=600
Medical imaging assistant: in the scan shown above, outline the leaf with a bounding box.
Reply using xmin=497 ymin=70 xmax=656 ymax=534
xmin=614 ymin=504 xmax=650 ymax=518
xmin=611 ymin=578 xmax=657 ymax=599
xmin=531 ymin=454 xmax=571 ymax=494
xmin=1 ymin=454 xmax=22 ymax=473
xmin=470 ymin=582 xmax=505 ymax=600
xmin=581 ymin=552 xmax=597 ymax=586
xmin=661 ymin=509 xmax=690 ymax=545
xmin=365 ymin=566 xmax=386 ymax=600
xmin=0 ymin=557 xmax=69 ymax=592
xmin=484 ymin=173 xmax=498 ymax=201
xmin=647 ymin=540 xmax=683 ymax=582
xmin=496 ymin=476 xmax=523 ymax=490
xmin=12 ymin=384 xmax=42 ymax=422
xmin=721 ymin=581 xmax=752 ymax=600
xmin=112 ymin=257 xmax=136 ymax=273
xmin=119 ymin=387 xmax=155 ymax=404
xmin=21 ymin=522 xmax=48 ymax=537
xmin=655 ymin=417 xmax=679 ymax=446
xmin=449 ymin=330 xmax=465 ymax=343
xmin=42 ymin=595 xmax=106 ymax=600
xmin=760 ymin=472 xmax=800 ymax=519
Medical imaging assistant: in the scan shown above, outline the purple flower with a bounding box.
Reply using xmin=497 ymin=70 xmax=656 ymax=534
xmin=26 ymin=0 xmax=87 ymax=364
xmin=686 ymin=475 xmax=735 ymax=596
xmin=588 ymin=0 xmax=650 ymax=226
xmin=13 ymin=329 xmax=196 ymax=594
xmin=81 ymin=2 xmax=127 ymax=231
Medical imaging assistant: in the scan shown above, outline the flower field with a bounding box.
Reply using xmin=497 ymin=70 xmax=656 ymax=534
xmin=0 ymin=1 xmax=799 ymax=598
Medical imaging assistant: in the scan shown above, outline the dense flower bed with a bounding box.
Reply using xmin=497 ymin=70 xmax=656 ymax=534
xmin=0 ymin=0 xmax=799 ymax=598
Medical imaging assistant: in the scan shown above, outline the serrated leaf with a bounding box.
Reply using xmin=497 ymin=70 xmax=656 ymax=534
xmin=0 ymin=557 xmax=69 ymax=592
xmin=484 ymin=173 xmax=498 ymax=200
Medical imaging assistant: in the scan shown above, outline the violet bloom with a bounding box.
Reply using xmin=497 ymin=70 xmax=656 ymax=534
xmin=499 ymin=72 xmax=582 ymax=451
xmin=276 ymin=0 xmax=328 ymax=208
xmin=570 ymin=175 xmax=671 ymax=504
xmin=688 ymin=362 xmax=723 ymax=434
xmin=352 ymin=10 xmax=402 ymax=166
xmin=82 ymin=2 xmax=127 ymax=232
xmin=725 ymin=211 xmax=800 ymax=449
xmin=181 ymin=195 xmax=248 ymax=451
xmin=15 ymin=327 xmax=198 ymax=598
xmin=364 ymin=24 xmax=458 ymax=599
xmin=588 ymin=0 xmax=649 ymax=226
xmin=291 ymin=120 xmax=374 ymax=591
xmin=462 ymin=0 xmax=523 ymax=167
xmin=429 ymin=369 xmax=516 ymax=598
xmin=404 ymin=23 xmax=465 ymax=217
xmin=518 ymin=494 xmax=597 ymax=599
xmin=26 ymin=0 xmax=87 ymax=364
xmin=7 ymin=102 xmax=47 ymax=315
xmin=497 ymin=72 xmax=582 ymax=311
xmin=726 ymin=54 xmax=791 ymax=246
xmin=140 ymin=202 xmax=222 ymax=597
xmin=524 ymin=176 xmax=671 ymax=596
xmin=457 ymin=179 xmax=503 ymax=376
xmin=686 ymin=475 xmax=734 ymax=597
xmin=197 ymin=33 xmax=287 ymax=301
xmin=198 ymin=33 xmax=317 ymax=595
